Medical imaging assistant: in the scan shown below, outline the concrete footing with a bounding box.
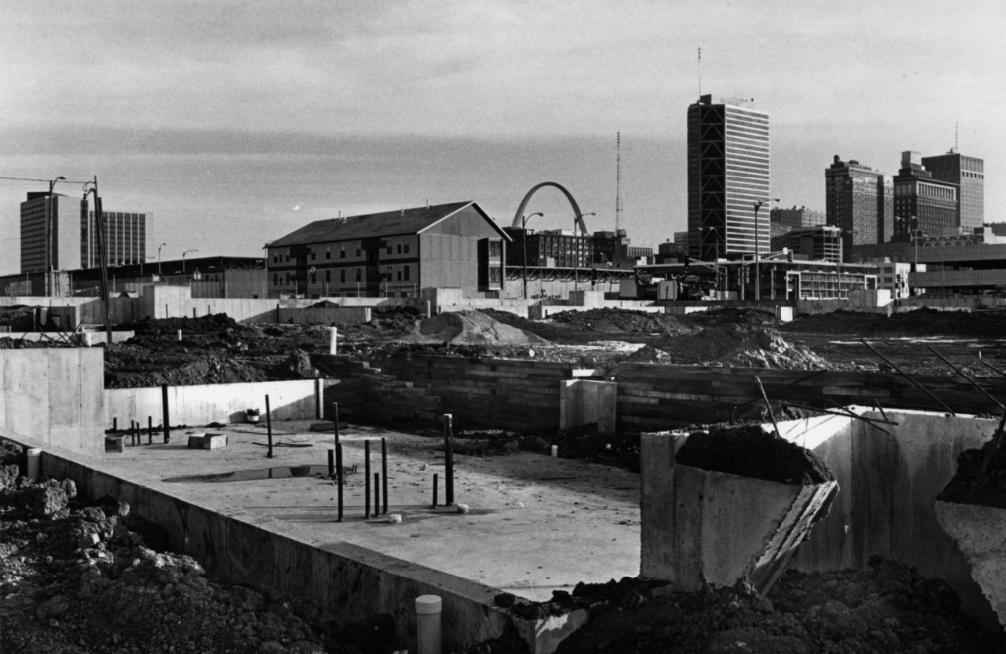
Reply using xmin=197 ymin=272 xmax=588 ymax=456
xmin=935 ymin=500 xmax=1006 ymax=629
xmin=559 ymin=379 xmax=616 ymax=435
xmin=641 ymin=432 xmax=837 ymax=594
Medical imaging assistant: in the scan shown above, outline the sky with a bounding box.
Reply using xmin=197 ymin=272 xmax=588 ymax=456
xmin=2 ymin=0 xmax=1005 ymax=275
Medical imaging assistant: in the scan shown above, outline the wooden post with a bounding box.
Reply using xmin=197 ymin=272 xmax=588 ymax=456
xmin=265 ymin=395 xmax=273 ymax=458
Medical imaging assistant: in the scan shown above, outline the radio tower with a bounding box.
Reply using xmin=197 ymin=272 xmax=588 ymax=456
xmin=615 ymin=131 xmax=623 ymax=233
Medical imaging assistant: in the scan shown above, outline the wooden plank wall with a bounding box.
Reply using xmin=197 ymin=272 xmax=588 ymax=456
xmin=615 ymin=363 xmax=1006 ymax=431
xmin=382 ymin=356 xmax=576 ymax=432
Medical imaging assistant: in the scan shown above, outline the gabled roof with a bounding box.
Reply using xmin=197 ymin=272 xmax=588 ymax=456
xmin=267 ymin=201 xmax=510 ymax=248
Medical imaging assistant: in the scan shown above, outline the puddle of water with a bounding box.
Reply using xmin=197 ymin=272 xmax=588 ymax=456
xmin=164 ymin=465 xmax=357 ymax=483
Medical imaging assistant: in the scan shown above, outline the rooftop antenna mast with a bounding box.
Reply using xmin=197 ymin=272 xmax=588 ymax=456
xmin=697 ymin=47 xmax=702 ymax=96
xmin=615 ymin=132 xmax=623 ymax=233
xmin=955 ymin=122 xmax=959 ymax=153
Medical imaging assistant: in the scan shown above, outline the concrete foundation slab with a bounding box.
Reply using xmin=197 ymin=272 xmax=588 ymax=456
xmin=935 ymin=500 xmax=1006 ymax=629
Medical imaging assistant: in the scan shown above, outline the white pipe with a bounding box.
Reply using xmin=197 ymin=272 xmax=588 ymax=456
xmin=329 ymin=327 xmax=338 ymax=355
xmin=26 ymin=448 xmax=41 ymax=481
xmin=415 ymin=594 xmax=442 ymax=654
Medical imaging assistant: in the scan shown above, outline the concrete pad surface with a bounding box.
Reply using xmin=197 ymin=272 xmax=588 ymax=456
xmin=935 ymin=500 xmax=1006 ymax=628
xmin=92 ymin=420 xmax=641 ymax=601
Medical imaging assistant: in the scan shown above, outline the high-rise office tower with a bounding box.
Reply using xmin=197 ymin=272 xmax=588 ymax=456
xmin=687 ymin=94 xmax=771 ymax=260
xmin=825 ymin=155 xmax=893 ymax=262
xmin=82 ymin=209 xmax=151 ymax=269
xmin=921 ymin=150 xmax=984 ymax=232
xmin=893 ymin=151 xmax=958 ymax=241
xmin=20 ymin=192 xmax=80 ymax=274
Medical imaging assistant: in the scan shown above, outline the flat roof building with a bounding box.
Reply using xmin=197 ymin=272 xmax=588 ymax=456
xmin=893 ymin=151 xmax=959 ymax=242
xmin=921 ymin=150 xmax=984 ymax=232
xmin=687 ymin=94 xmax=771 ymax=260
xmin=825 ymin=155 xmax=893 ymax=262
xmin=770 ymin=206 xmax=825 ymax=229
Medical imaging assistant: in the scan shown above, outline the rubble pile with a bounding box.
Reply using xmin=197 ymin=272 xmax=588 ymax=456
xmin=0 ymin=442 xmax=392 ymax=654
xmin=625 ymin=323 xmax=834 ymax=370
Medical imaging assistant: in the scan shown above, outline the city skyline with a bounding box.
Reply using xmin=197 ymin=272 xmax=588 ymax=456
xmin=3 ymin=1 xmax=1004 ymax=275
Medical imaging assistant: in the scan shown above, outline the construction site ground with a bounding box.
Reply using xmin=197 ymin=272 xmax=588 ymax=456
xmin=5 ymin=304 xmax=1004 ymax=387
xmin=81 ymin=420 xmax=641 ymax=603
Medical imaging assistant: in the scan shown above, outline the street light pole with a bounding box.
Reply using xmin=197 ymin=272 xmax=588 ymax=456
xmin=182 ymin=249 xmax=198 ymax=273
xmin=158 ymin=242 xmax=166 ymax=276
xmin=521 ymin=212 xmax=543 ymax=300
xmin=753 ymin=198 xmax=780 ymax=301
xmin=573 ymin=212 xmax=596 ymax=293
xmin=46 ymin=176 xmax=66 ymax=296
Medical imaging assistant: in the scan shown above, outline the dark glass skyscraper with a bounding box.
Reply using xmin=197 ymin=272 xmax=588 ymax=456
xmin=687 ymin=94 xmax=771 ymax=260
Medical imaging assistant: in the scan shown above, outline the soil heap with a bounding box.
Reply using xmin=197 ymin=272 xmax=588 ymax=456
xmin=937 ymin=436 xmax=1006 ymax=509
xmin=533 ymin=559 xmax=1004 ymax=654
xmin=676 ymin=425 xmax=835 ymax=485
xmin=0 ymin=441 xmax=392 ymax=654
xmin=625 ymin=323 xmax=834 ymax=370
xmin=400 ymin=310 xmax=548 ymax=346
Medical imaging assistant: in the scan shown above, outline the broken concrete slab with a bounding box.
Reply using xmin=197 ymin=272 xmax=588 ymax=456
xmin=641 ymin=430 xmax=837 ymax=594
xmin=186 ymin=433 xmax=228 ymax=450
xmin=935 ymin=500 xmax=1006 ymax=629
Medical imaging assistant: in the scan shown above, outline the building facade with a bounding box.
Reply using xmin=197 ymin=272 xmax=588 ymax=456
xmin=82 ymin=209 xmax=151 ymax=269
xmin=771 ymin=225 xmax=843 ymax=263
xmin=20 ymin=192 xmax=80 ymax=274
xmin=770 ymin=206 xmax=825 ymax=229
xmin=921 ymin=150 xmax=984 ymax=232
xmin=266 ymin=201 xmax=508 ymax=299
xmin=825 ymin=155 xmax=893 ymax=262
xmin=893 ymin=151 xmax=959 ymax=242
xmin=687 ymin=94 xmax=771 ymax=260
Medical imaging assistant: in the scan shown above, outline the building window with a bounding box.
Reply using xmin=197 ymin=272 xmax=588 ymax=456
xmin=489 ymin=240 xmax=502 ymax=257
xmin=273 ymin=273 xmax=279 ymax=285
xmin=325 ymin=270 xmax=331 ymax=282
xmin=404 ymin=265 xmax=410 ymax=281
xmin=340 ymin=245 xmax=345 ymax=259
xmin=397 ymin=270 xmax=402 ymax=281
xmin=356 ymin=248 xmax=361 ymax=257
xmin=355 ymin=268 xmax=361 ymax=282
xmin=311 ymin=250 xmax=316 ymax=260
xmin=340 ymin=269 xmax=346 ymax=283
xmin=326 ymin=247 xmax=331 ymax=260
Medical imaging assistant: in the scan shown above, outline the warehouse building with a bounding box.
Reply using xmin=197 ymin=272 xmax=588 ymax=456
xmin=265 ymin=201 xmax=509 ymax=299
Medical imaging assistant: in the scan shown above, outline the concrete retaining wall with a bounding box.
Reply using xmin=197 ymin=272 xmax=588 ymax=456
xmin=105 ymin=379 xmax=322 ymax=427
xmin=0 ymin=349 xmax=104 ymax=457
xmin=276 ymin=307 xmax=371 ymax=324
xmin=0 ymin=331 xmax=134 ymax=345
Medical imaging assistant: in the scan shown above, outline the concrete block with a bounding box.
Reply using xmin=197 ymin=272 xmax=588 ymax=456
xmin=559 ymin=380 xmax=616 ymax=436
xmin=641 ymin=432 xmax=837 ymax=594
xmin=186 ymin=433 xmax=228 ymax=450
xmin=935 ymin=501 xmax=1006 ymax=629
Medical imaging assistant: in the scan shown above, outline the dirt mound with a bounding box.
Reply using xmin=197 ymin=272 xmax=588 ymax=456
xmin=676 ymin=424 xmax=835 ymax=485
xmin=1 ymin=474 xmax=391 ymax=653
xmin=130 ymin=313 xmax=249 ymax=336
xmin=549 ymin=308 xmax=694 ymax=335
xmin=542 ymin=558 xmax=1002 ymax=654
xmin=401 ymin=310 xmax=548 ymax=346
xmin=687 ymin=306 xmax=780 ymax=327
xmin=937 ymin=437 xmax=1006 ymax=508
xmin=627 ymin=324 xmax=833 ymax=370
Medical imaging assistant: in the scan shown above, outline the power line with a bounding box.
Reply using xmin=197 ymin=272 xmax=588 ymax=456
xmin=0 ymin=176 xmax=91 ymax=185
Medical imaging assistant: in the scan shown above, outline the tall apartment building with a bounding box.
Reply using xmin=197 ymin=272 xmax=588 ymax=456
xmin=687 ymin=94 xmax=771 ymax=260
xmin=20 ymin=192 xmax=80 ymax=274
xmin=921 ymin=150 xmax=984 ymax=232
xmin=825 ymin=155 xmax=893 ymax=262
xmin=770 ymin=206 xmax=825 ymax=229
xmin=893 ymin=151 xmax=958 ymax=241
xmin=82 ymin=209 xmax=151 ymax=269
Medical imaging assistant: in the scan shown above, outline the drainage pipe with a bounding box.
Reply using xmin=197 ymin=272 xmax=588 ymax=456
xmin=415 ymin=595 xmax=443 ymax=654
xmin=26 ymin=448 xmax=41 ymax=481
xmin=444 ymin=414 xmax=454 ymax=506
